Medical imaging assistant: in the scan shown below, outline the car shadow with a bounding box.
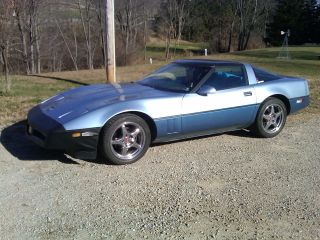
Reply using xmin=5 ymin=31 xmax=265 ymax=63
xmin=227 ymin=129 xmax=257 ymax=138
xmin=0 ymin=121 xmax=79 ymax=164
xmin=151 ymin=129 xmax=256 ymax=147
xmin=31 ymin=75 xmax=89 ymax=86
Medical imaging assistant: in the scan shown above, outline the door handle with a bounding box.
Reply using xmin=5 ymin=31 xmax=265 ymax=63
xmin=243 ymin=91 xmax=253 ymax=97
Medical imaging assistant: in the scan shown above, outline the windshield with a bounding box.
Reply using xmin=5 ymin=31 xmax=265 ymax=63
xmin=138 ymin=63 xmax=212 ymax=93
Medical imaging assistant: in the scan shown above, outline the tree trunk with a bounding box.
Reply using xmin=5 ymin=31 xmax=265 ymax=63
xmin=1 ymin=43 xmax=11 ymax=93
xmin=29 ymin=0 xmax=36 ymax=74
xmin=173 ymin=38 xmax=177 ymax=58
xmin=72 ymin=25 xmax=78 ymax=65
xmin=124 ymin=3 xmax=131 ymax=66
xmin=124 ymin=26 xmax=129 ymax=65
xmin=217 ymin=0 xmax=222 ymax=51
xmin=143 ymin=4 xmax=147 ymax=63
xmin=238 ymin=31 xmax=244 ymax=51
xmin=100 ymin=24 xmax=106 ymax=67
xmin=227 ymin=19 xmax=235 ymax=52
xmin=177 ymin=19 xmax=183 ymax=45
xmin=244 ymin=31 xmax=251 ymax=50
xmin=78 ymin=0 xmax=94 ymax=70
xmin=56 ymin=20 xmax=78 ymax=71
xmin=87 ymin=14 xmax=93 ymax=69
xmin=144 ymin=17 xmax=147 ymax=63
xmin=165 ymin=27 xmax=172 ymax=60
xmin=96 ymin=0 xmax=106 ymax=67
xmin=30 ymin=19 xmax=35 ymax=74
xmin=52 ymin=51 xmax=56 ymax=72
xmin=17 ymin=12 xmax=30 ymax=75
xmin=35 ymin=24 xmax=41 ymax=74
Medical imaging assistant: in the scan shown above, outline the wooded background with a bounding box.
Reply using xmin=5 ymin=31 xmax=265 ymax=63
xmin=0 ymin=0 xmax=320 ymax=92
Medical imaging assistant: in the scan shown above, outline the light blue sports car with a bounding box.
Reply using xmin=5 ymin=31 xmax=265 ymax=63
xmin=27 ymin=60 xmax=309 ymax=165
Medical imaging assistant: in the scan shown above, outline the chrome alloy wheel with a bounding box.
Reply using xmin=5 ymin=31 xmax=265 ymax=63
xmin=110 ymin=122 xmax=146 ymax=161
xmin=262 ymin=104 xmax=284 ymax=134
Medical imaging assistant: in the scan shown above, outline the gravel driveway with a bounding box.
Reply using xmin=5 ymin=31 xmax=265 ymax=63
xmin=0 ymin=114 xmax=319 ymax=240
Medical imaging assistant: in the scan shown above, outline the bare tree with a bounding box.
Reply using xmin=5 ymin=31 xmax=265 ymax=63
xmin=0 ymin=43 xmax=10 ymax=92
xmin=176 ymin=0 xmax=189 ymax=45
xmin=0 ymin=0 xmax=284 ymax=76
xmin=27 ymin=0 xmax=42 ymax=74
xmin=224 ymin=0 xmax=240 ymax=52
xmin=115 ymin=0 xmax=143 ymax=65
xmin=93 ymin=0 xmax=106 ymax=67
xmin=173 ymin=0 xmax=190 ymax=56
xmin=14 ymin=0 xmax=30 ymax=74
xmin=157 ymin=0 xmax=189 ymax=59
xmin=0 ymin=0 xmax=15 ymax=92
xmin=236 ymin=0 xmax=264 ymax=51
xmin=77 ymin=0 xmax=94 ymax=69
xmin=157 ymin=0 xmax=177 ymax=60
xmin=35 ymin=15 xmax=41 ymax=73
xmin=56 ymin=19 xmax=79 ymax=71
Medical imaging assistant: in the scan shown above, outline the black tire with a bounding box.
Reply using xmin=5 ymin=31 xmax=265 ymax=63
xmin=253 ymin=97 xmax=287 ymax=138
xmin=100 ymin=114 xmax=151 ymax=165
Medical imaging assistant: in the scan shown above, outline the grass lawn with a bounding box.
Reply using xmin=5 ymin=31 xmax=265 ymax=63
xmin=0 ymin=47 xmax=319 ymax=126
xmin=146 ymin=37 xmax=209 ymax=60
xmin=232 ymin=46 xmax=320 ymax=61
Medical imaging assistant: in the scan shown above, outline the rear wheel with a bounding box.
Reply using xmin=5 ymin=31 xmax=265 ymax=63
xmin=253 ymin=98 xmax=287 ymax=138
xmin=100 ymin=114 xmax=151 ymax=165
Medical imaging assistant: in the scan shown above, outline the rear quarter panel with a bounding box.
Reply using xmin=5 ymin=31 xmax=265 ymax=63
xmin=253 ymin=77 xmax=309 ymax=113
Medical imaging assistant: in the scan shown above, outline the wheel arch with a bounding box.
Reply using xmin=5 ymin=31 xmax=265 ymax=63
xmin=252 ymin=94 xmax=289 ymax=138
xmin=265 ymin=94 xmax=291 ymax=115
xmin=101 ymin=111 xmax=157 ymax=142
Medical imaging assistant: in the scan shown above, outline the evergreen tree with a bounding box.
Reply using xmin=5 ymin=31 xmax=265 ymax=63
xmin=268 ymin=0 xmax=320 ymax=45
xmin=268 ymin=0 xmax=305 ymax=45
xmin=302 ymin=0 xmax=319 ymax=43
xmin=183 ymin=0 xmax=218 ymax=42
xmin=316 ymin=2 xmax=320 ymax=43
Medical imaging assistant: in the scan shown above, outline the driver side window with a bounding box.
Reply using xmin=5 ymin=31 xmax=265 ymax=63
xmin=204 ymin=65 xmax=247 ymax=91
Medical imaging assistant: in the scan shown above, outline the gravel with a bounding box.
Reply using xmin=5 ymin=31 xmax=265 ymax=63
xmin=0 ymin=114 xmax=319 ymax=240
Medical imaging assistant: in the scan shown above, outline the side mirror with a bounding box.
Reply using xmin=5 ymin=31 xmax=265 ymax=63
xmin=198 ymin=85 xmax=217 ymax=96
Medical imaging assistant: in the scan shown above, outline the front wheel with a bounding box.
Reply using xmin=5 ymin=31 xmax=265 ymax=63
xmin=100 ymin=114 xmax=151 ymax=165
xmin=253 ymin=98 xmax=287 ymax=138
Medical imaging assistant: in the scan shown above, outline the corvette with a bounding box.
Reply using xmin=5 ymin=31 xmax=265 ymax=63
xmin=27 ymin=60 xmax=309 ymax=165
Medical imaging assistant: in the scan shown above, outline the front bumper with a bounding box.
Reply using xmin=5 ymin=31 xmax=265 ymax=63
xmin=27 ymin=106 xmax=100 ymax=159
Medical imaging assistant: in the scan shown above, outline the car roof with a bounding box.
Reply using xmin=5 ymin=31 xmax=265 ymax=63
xmin=174 ymin=59 xmax=244 ymax=67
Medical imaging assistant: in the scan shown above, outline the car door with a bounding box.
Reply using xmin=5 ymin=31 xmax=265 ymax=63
xmin=181 ymin=64 xmax=257 ymax=135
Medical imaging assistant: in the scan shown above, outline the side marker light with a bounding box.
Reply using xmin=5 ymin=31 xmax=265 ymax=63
xmin=72 ymin=133 xmax=81 ymax=138
xmin=296 ymin=98 xmax=304 ymax=104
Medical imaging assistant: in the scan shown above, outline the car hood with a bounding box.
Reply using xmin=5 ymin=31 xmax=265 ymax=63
xmin=39 ymin=83 xmax=172 ymax=122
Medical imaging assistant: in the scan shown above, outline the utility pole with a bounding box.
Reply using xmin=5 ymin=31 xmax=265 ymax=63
xmin=105 ymin=0 xmax=116 ymax=83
